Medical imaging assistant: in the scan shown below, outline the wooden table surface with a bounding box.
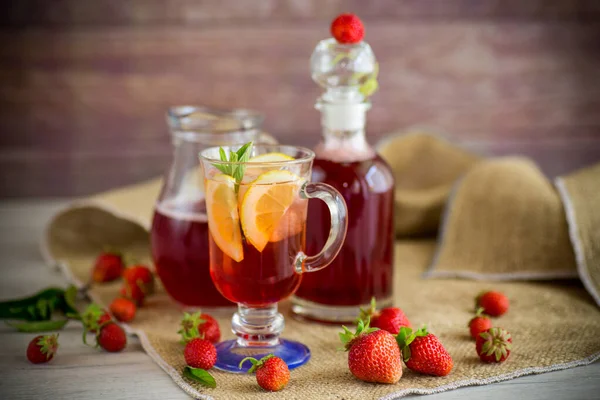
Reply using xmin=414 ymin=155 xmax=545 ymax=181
xmin=1 ymin=199 xmax=599 ymax=400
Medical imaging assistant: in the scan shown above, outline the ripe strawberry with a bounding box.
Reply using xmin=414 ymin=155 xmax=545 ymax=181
xmin=468 ymin=307 xmax=492 ymax=339
xmin=97 ymin=322 xmax=127 ymax=352
xmin=120 ymin=281 xmax=146 ymax=306
xmin=359 ymin=297 xmax=411 ymax=334
xmin=122 ymin=265 xmax=155 ymax=295
xmin=476 ymin=327 xmax=512 ymax=363
xmin=81 ymin=304 xmax=112 ymax=334
xmin=109 ymin=297 xmax=137 ymax=323
xmin=178 ymin=312 xmax=221 ymax=344
xmin=240 ymin=354 xmax=290 ymax=392
xmin=91 ymin=251 xmax=124 ymax=283
xmin=27 ymin=334 xmax=59 ymax=364
xmin=331 ymin=13 xmax=364 ymax=44
xmin=476 ymin=291 xmax=509 ymax=317
xmin=396 ymin=326 xmax=453 ymax=376
xmin=120 ymin=264 xmax=155 ymax=306
xmin=184 ymin=338 xmax=217 ymax=370
xmin=339 ymin=319 xmax=402 ymax=384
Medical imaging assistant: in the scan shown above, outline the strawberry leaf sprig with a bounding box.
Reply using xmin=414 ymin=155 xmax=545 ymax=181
xmin=213 ymin=142 xmax=253 ymax=192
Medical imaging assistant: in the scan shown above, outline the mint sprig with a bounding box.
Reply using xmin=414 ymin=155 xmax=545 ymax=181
xmin=213 ymin=141 xmax=253 ymax=192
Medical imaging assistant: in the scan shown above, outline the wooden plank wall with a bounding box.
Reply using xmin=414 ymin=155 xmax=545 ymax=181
xmin=1 ymin=1 xmax=599 ymax=198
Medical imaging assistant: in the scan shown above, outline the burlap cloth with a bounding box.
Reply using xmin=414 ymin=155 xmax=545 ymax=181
xmin=42 ymin=132 xmax=600 ymax=399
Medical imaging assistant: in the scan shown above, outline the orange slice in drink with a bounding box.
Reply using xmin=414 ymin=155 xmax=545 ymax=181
xmin=238 ymin=152 xmax=296 ymax=205
xmin=248 ymin=152 xmax=294 ymax=163
xmin=205 ymin=174 xmax=244 ymax=262
xmin=240 ymin=170 xmax=302 ymax=252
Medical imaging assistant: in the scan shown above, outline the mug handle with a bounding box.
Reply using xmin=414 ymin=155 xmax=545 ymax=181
xmin=294 ymin=182 xmax=348 ymax=274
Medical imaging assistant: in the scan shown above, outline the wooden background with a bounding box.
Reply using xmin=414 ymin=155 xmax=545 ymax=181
xmin=1 ymin=0 xmax=599 ymax=198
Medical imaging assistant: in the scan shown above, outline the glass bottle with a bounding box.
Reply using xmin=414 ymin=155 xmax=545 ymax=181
xmin=292 ymin=38 xmax=396 ymax=322
xmin=151 ymin=106 xmax=275 ymax=308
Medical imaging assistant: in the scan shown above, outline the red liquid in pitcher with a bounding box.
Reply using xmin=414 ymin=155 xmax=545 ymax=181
xmin=151 ymin=201 xmax=233 ymax=307
xmin=209 ymin=232 xmax=304 ymax=307
xmin=296 ymin=155 xmax=395 ymax=306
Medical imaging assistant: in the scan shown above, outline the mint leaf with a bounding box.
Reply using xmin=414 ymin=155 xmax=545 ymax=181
xmin=212 ymin=142 xmax=253 ymax=194
xmin=236 ymin=142 xmax=253 ymax=159
xmin=215 ymin=148 xmax=231 ymax=175
xmin=213 ymin=163 xmax=230 ymax=175
xmin=219 ymin=147 xmax=227 ymax=163
xmin=183 ymin=366 xmax=216 ymax=388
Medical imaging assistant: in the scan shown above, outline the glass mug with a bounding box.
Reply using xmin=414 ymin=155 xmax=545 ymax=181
xmin=199 ymin=144 xmax=348 ymax=371
xmin=151 ymin=106 xmax=276 ymax=308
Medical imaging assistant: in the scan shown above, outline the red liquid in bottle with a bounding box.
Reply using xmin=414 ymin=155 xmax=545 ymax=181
xmin=209 ymin=232 xmax=305 ymax=307
xmin=296 ymin=155 xmax=395 ymax=306
xmin=151 ymin=201 xmax=233 ymax=307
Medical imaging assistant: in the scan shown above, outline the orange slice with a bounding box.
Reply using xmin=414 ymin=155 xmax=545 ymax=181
xmin=205 ymin=174 xmax=243 ymax=262
xmin=248 ymin=152 xmax=294 ymax=163
xmin=240 ymin=170 xmax=302 ymax=252
xmin=240 ymin=152 xmax=296 ymax=203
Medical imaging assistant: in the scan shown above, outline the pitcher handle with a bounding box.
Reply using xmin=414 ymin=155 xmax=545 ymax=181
xmin=294 ymin=182 xmax=348 ymax=274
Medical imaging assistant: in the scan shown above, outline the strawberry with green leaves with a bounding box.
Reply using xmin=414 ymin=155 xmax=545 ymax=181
xmin=396 ymin=326 xmax=453 ymax=376
xmin=476 ymin=327 xmax=512 ymax=363
xmin=358 ymin=297 xmax=411 ymax=335
xmin=240 ymin=354 xmax=290 ymax=392
xmin=81 ymin=304 xmax=112 ymax=334
xmin=340 ymin=319 xmax=402 ymax=384
xmin=27 ymin=334 xmax=59 ymax=364
xmin=178 ymin=311 xmax=221 ymax=344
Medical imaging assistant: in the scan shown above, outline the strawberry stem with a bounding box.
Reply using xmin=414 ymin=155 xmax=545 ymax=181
xmin=396 ymin=325 xmax=429 ymax=362
xmin=339 ymin=318 xmax=378 ymax=351
xmin=239 ymin=354 xmax=275 ymax=373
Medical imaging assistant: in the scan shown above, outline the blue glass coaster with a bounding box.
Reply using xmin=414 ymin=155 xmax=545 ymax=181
xmin=214 ymin=339 xmax=311 ymax=373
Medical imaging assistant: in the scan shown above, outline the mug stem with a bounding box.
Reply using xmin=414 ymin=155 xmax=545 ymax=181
xmin=231 ymin=303 xmax=284 ymax=347
xmin=294 ymin=181 xmax=348 ymax=274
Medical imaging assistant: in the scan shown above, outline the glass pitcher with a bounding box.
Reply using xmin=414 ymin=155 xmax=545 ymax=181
xmin=150 ymin=106 xmax=276 ymax=308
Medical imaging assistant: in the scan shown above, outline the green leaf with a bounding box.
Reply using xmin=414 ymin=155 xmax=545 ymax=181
xmin=213 ymin=163 xmax=229 ymax=175
xmin=214 ymin=147 xmax=232 ymax=175
xmin=0 ymin=287 xmax=65 ymax=321
xmin=402 ymin=346 xmax=411 ymax=362
xmin=211 ymin=142 xmax=254 ymax=195
xmin=27 ymin=305 xmax=38 ymax=319
xmin=37 ymin=299 xmax=49 ymax=319
xmin=232 ymin=164 xmax=245 ymax=183
xmin=6 ymin=319 xmax=68 ymax=332
xmin=178 ymin=312 xmax=207 ymax=344
xmin=183 ymin=367 xmax=216 ymax=388
xmin=219 ymin=147 xmax=228 ymax=162
xmin=396 ymin=326 xmax=412 ymax=348
xmin=236 ymin=142 xmax=253 ymax=159
xmin=62 ymin=285 xmax=78 ymax=314
xmin=414 ymin=325 xmax=428 ymax=337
